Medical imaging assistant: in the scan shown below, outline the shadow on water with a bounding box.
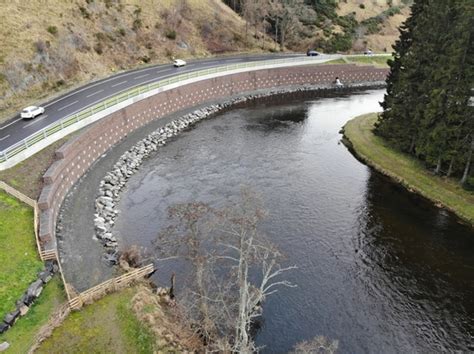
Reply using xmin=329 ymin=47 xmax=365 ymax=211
xmin=354 ymin=173 xmax=474 ymax=352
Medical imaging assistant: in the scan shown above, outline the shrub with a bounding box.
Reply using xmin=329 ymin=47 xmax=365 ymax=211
xmin=165 ymin=29 xmax=176 ymax=40
xmin=132 ymin=18 xmax=142 ymax=31
xmin=359 ymin=4 xmax=365 ymax=9
xmin=79 ymin=6 xmax=91 ymax=19
xmin=117 ymin=28 xmax=126 ymax=36
xmin=133 ymin=6 xmax=142 ymax=17
xmin=47 ymin=25 xmax=58 ymax=35
xmin=94 ymin=42 xmax=103 ymax=55
xmin=324 ymin=32 xmax=353 ymax=52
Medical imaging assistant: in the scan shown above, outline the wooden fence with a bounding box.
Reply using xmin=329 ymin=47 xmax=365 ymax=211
xmin=0 ymin=181 xmax=54 ymax=261
xmin=68 ymin=264 xmax=155 ymax=310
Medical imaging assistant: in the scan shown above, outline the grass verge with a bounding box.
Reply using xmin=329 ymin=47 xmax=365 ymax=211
xmin=325 ymin=55 xmax=391 ymax=67
xmin=343 ymin=113 xmax=474 ymax=226
xmin=0 ymin=190 xmax=43 ymax=316
xmin=0 ymin=277 xmax=65 ymax=353
xmin=0 ymin=136 xmax=72 ymax=199
xmin=36 ymin=287 xmax=156 ymax=354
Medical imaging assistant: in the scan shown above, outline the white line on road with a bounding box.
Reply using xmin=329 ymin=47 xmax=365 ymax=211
xmin=0 ymin=118 xmax=22 ymax=131
xmin=156 ymin=69 xmax=172 ymax=74
xmin=111 ymin=80 xmax=127 ymax=87
xmin=22 ymin=115 xmax=48 ymax=128
xmin=0 ymin=134 xmax=10 ymax=141
xmin=134 ymin=73 xmax=150 ymax=80
xmin=86 ymin=89 xmax=104 ymax=98
xmin=57 ymin=100 xmax=79 ymax=111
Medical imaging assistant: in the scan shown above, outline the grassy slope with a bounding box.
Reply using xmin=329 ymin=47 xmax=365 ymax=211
xmin=0 ymin=191 xmax=43 ymax=316
xmin=343 ymin=113 xmax=474 ymax=225
xmin=0 ymin=277 xmax=65 ymax=353
xmin=337 ymin=0 xmax=411 ymax=53
xmin=0 ymin=0 xmax=272 ymax=123
xmin=0 ymin=138 xmax=67 ymax=199
xmin=37 ymin=287 xmax=156 ymax=354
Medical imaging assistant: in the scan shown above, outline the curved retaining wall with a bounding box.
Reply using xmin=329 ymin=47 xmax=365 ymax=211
xmin=37 ymin=64 xmax=388 ymax=254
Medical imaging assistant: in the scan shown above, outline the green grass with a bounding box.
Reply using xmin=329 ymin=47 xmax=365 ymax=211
xmin=0 ymin=277 xmax=65 ymax=353
xmin=344 ymin=113 xmax=474 ymax=225
xmin=325 ymin=55 xmax=392 ymax=67
xmin=37 ymin=288 xmax=156 ymax=353
xmin=0 ymin=191 xmax=43 ymax=316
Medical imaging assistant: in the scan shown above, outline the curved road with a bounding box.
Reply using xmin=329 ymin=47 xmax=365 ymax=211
xmin=0 ymin=53 xmax=337 ymax=151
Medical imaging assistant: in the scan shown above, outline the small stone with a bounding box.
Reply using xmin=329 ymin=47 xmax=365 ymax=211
xmin=18 ymin=304 xmax=29 ymax=316
xmin=0 ymin=341 xmax=10 ymax=351
xmin=27 ymin=279 xmax=43 ymax=298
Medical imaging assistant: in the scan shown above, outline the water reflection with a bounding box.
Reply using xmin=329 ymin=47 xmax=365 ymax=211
xmin=355 ymin=173 xmax=474 ymax=352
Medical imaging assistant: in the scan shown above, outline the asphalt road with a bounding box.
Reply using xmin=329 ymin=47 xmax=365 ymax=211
xmin=0 ymin=53 xmax=335 ymax=151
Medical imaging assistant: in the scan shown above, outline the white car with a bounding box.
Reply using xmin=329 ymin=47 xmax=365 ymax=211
xmin=173 ymin=59 xmax=187 ymax=67
xmin=21 ymin=106 xmax=45 ymax=119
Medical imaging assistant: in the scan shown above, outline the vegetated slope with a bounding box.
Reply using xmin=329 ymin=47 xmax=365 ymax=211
xmin=0 ymin=0 xmax=272 ymax=121
xmin=336 ymin=0 xmax=412 ymax=52
xmin=224 ymin=0 xmax=410 ymax=54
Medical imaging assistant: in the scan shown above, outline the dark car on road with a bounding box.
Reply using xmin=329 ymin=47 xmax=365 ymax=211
xmin=306 ymin=50 xmax=320 ymax=56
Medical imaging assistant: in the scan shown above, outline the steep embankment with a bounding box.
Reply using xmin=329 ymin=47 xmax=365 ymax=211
xmin=0 ymin=0 xmax=272 ymax=122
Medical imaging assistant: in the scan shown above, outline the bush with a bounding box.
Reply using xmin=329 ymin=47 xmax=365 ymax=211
xmin=324 ymin=32 xmax=353 ymax=52
xmin=79 ymin=6 xmax=91 ymax=19
xmin=47 ymin=25 xmax=58 ymax=35
xmin=359 ymin=4 xmax=365 ymax=9
xmin=117 ymin=28 xmax=126 ymax=36
xmin=132 ymin=18 xmax=142 ymax=31
xmin=94 ymin=42 xmax=103 ymax=55
xmin=165 ymin=29 xmax=176 ymax=40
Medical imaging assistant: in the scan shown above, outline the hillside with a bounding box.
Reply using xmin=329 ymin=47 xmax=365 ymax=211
xmin=224 ymin=0 xmax=410 ymax=53
xmin=336 ymin=0 xmax=411 ymax=52
xmin=0 ymin=0 xmax=273 ymax=122
xmin=0 ymin=0 xmax=410 ymax=123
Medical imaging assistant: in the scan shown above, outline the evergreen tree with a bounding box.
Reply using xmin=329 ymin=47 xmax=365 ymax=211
xmin=375 ymin=0 xmax=473 ymax=183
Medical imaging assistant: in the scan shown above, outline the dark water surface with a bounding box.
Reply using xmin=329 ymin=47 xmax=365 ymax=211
xmin=115 ymin=90 xmax=474 ymax=353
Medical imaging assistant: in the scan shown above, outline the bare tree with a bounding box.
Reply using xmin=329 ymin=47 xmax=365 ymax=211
xmin=154 ymin=189 xmax=296 ymax=352
xmin=291 ymin=335 xmax=339 ymax=354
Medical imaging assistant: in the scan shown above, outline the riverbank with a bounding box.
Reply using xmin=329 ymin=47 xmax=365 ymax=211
xmin=342 ymin=113 xmax=474 ymax=226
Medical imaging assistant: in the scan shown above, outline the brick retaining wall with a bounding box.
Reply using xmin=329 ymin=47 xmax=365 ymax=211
xmin=37 ymin=64 xmax=388 ymax=253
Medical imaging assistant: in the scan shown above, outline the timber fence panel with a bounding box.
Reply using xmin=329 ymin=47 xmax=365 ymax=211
xmin=68 ymin=264 xmax=154 ymax=310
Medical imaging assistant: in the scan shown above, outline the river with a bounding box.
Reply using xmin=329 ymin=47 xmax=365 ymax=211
xmin=114 ymin=89 xmax=474 ymax=353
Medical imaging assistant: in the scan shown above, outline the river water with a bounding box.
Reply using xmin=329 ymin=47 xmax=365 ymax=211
xmin=114 ymin=89 xmax=474 ymax=353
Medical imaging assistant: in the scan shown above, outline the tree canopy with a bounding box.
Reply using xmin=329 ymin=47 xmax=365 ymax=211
xmin=375 ymin=0 xmax=474 ymax=184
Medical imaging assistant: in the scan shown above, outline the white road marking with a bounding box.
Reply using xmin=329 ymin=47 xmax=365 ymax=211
xmin=86 ymin=89 xmax=104 ymax=98
xmin=22 ymin=115 xmax=48 ymax=128
xmin=134 ymin=73 xmax=150 ymax=80
xmin=42 ymin=67 xmax=163 ymax=108
xmin=111 ymin=80 xmax=127 ymax=87
xmin=0 ymin=118 xmax=22 ymax=130
xmin=57 ymin=100 xmax=78 ymax=111
xmin=0 ymin=134 xmax=10 ymax=141
xmin=156 ymin=69 xmax=172 ymax=74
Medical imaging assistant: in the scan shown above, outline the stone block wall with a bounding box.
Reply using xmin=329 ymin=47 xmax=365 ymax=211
xmin=38 ymin=64 xmax=388 ymax=252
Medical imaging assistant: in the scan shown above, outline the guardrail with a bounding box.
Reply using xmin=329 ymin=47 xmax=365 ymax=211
xmin=0 ymin=56 xmax=327 ymax=165
xmin=0 ymin=54 xmax=391 ymax=166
